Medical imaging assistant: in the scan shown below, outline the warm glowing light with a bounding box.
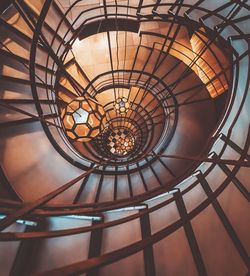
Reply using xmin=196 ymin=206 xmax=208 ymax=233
xmin=114 ymin=97 xmax=130 ymax=114
xmin=190 ymin=29 xmax=229 ymax=98
xmin=61 ymin=97 xmax=107 ymax=142
xmin=108 ymin=128 xmax=135 ymax=156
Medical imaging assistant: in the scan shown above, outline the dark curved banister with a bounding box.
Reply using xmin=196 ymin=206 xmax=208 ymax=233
xmin=0 ymin=135 xmax=246 ymax=219
xmin=0 ymin=116 xmax=247 ymax=215
xmin=0 ymin=163 xmax=104 ymax=232
xmin=14 ymin=129 xmax=249 ymax=275
xmin=0 ymin=102 xmax=61 ymax=129
xmin=1 ymin=129 xmax=249 ymax=242
xmin=148 ymin=153 xmax=250 ymax=167
xmin=1 ymin=117 xmax=248 ymax=219
xmin=0 ymin=3 xmax=249 ymax=275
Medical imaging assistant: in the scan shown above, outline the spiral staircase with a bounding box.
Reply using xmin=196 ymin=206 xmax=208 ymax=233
xmin=0 ymin=0 xmax=249 ymax=275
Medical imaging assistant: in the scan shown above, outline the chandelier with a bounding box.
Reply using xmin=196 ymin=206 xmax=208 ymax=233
xmin=61 ymin=97 xmax=106 ymax=142
xmin=114 ymin=97 xmax=130 ymax=114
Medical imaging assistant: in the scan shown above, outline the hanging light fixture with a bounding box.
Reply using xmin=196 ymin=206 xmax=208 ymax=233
xmin=107 ymin=128 xmax=135 ymax=156
xmin=61 ymin=97 xmax=107 ymax=142
xmin=114 ymin=97 xmax=130 ymax=114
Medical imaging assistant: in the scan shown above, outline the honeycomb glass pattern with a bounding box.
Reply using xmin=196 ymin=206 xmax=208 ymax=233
xmin=114 ymin=97 xmax=130 ymax=114
xmin=107 ymin=128 xmax=135 ymax=156
xmin=61 ymin=97 xmax=107 ymax=142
